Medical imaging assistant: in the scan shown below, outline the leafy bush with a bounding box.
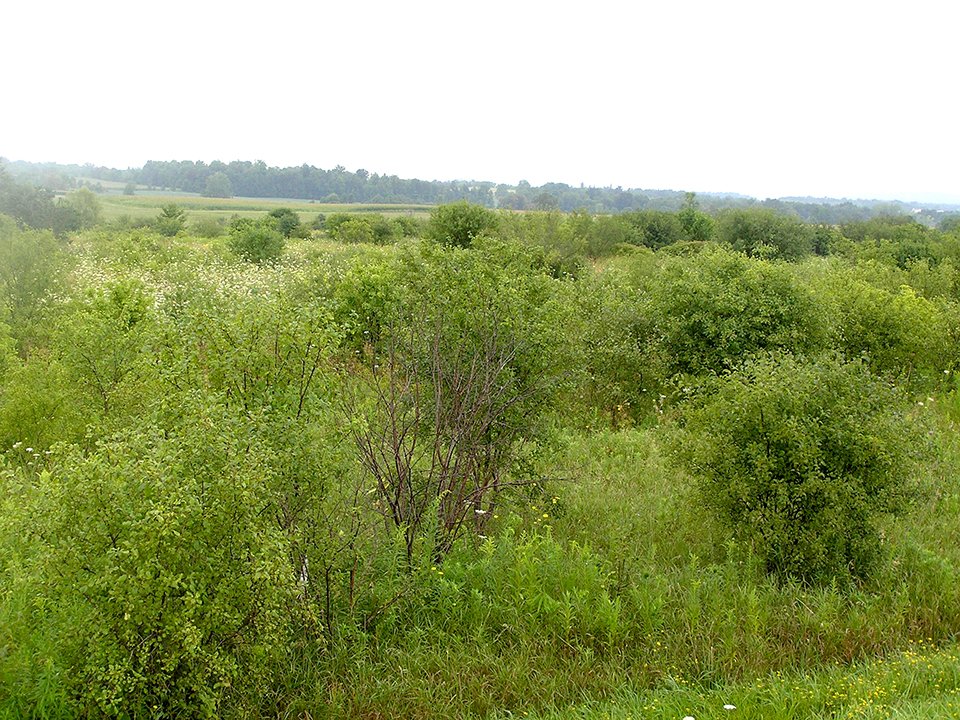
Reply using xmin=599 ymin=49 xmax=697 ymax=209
xmin=716 ymin=208 xmax=813 ymax=260
xmin=267 ymin=207 xmax=304 ymax=238
xmin=810 ymin=264 xmax=952 ymax=384
xmin=424 ymin=200 xmax=498 ymax=248
xmin=191 ymin=216 xmax=225 ymax=238
xmin=648 ymin=246 xmax=828 ymax=377
xmin=330 ymin=216 xmax=374 ymax=244
xmin=671 ymin=352 xmax=925 ymax=584
xmin=341 ymin=239 xmax=572 ymax=562
xmin=227 ymin=218 xmax=285 ymax=264
xmin=6 ymin=400 xmax=300 ymax=715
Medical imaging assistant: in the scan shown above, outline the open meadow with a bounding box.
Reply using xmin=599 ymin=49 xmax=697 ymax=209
xmin=2 ymin=197 xmax=960 ymax=718
xmin=95 ymin=191 xmax=432 ymax=225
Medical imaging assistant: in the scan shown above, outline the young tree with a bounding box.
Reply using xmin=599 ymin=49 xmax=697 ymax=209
xmin=155 ymin=204 xmax=187 ymax=236
xmin=9 ymin=403 xmax=298 ymax=714
xmin=716 ymin=208 xmax=813 ymax=260
xmin=341 ymin=240 xmax=570 ymax=562
xmin=65 ymin=186 xmax=102 ymax=228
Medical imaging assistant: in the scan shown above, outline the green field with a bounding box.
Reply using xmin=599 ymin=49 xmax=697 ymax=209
xmin=97 ymin=192 xmax=432 ymax=224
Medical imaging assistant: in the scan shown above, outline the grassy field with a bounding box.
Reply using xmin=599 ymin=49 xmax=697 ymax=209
xmin=97 ymin=191 xmax=432 ymax=224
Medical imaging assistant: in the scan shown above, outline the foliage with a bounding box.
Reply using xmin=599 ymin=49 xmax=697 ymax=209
xmin=226 ymin=217 xmax=286 ymax=264
xmin=647 ymin=245 xmax=827 ymax=376
xmin=716 ymin=208 xmax=813 ymax=260
xmin=155 ymin=203 xmax=187 ymax=236
xmin=267 ymin=207 xmax=304 ymax=238
xmin=572 ymin=269 xmax=657 ymax=427
xmin=834 ymin=216 xmax=943 ymax=269
xmin=4 ymin=402 xmax=299 ymax=715
xmin=191 ymin=215 xmax=225 ymax=238
xmin=671 ymin=352 xmax=925 ymax=584
xmin=333 ymin=248 xmax=398 ymax=351
xmin=0 ymin=216 xmax=66 ymax=354
xmin=202 ymin=170 xmax=233 ymax=198
xmin=677 ymin=192 xmax=716 ymax=243
xmin=496 ymin=210 xmax=586 ymax=277
xmin=325 ymin=212 xmax=402 ymax=245
xmin=424 ymin=200 xmax=499 ymax=248
xmin=0 ymin=168 xmax=91 ymax=236
xmin=619 ymin=209 xmax=685 ymax=249
xmin=810 ymin=263 xmax=953 ymax=384
xmin=3 ymin=213 xmax=960 ymax=718
xmin=341 ymin=239 xmax=571 ymax=562
xmin=59 ymin=277 xmax=157 ymax=424
xmin=64 ymin=187 xmax=102 ymax=229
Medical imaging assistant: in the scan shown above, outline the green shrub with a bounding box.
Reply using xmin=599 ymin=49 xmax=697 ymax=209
xmin=814 ymin=266 xmax=952 ymax=384
xmin=7 ymin=400 xmax=299 ymax=715
xmin=648 ymin=246 xmax=828 ymax=377
xmin=267 ymin=207 xmax=303 ymax=238
xmin=227 ymin=219 xmax=285 ymax=264
xmin=191 ymin=216 xmax=225 ymax=238
xmin=424 ymin=201 xmax=498 ymax=248
xmin=716 ymin=208 xmax=813 ymax=260
xmin=332 ymin=217 xmax=374 ymax=244
xmin=671 ymin=352 xmax=925 ymax=584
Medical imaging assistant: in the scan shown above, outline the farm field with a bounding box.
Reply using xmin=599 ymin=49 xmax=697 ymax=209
xmin=96 ymin=191 xmax=432 ymax=224
xmin=2 ymin=192 xmax=960 ymax=718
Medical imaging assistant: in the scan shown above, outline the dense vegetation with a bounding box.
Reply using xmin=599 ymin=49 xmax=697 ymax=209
xmin=2 ymin=174 xmax=960 ymax=718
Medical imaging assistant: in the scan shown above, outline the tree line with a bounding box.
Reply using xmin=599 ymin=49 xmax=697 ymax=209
xmin=7 ymin=157 xmax=960 ymax=225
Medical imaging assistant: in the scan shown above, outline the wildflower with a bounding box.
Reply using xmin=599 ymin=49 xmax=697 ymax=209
xmin=724 ymin=705 xmax=737 ymax=710
xmin=475 ymin=509 xmax=487 ymax=515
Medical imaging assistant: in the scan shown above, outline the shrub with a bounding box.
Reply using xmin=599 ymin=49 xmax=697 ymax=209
xmin=267 ymin=207 xmax=303 ymax=238
xmin=671 ymin=352 xmax=925 ymax=585
xmin=227 ymin=219 xmax=285 ymax=264
xmin=716 ymin=208 xmax=813 ymax=260
xmin=813 ymin=265 xmax=952 ymax=384
xmin=191 ymin=216 xmax=225 ymax=238
xmin=647 ymin=246 xmax=828 ymax=377
xmin=7 ymin=401 xmax=299 ymax=715
xmin=424 ymin=201 xmax=498 ymax=248
xmin=332 ymin=217 xmax=374 ymax=244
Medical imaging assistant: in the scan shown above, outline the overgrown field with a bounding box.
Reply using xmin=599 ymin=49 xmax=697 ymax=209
xmin=2 ymin=200 xmax=960 ymax=718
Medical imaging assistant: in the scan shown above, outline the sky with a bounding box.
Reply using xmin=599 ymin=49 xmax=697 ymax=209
xmin=3 ymin=0 xmax=958 ymax=202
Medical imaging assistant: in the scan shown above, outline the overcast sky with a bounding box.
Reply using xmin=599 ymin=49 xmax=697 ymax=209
xmin=4 ymin=0 xmax=958 ymax=201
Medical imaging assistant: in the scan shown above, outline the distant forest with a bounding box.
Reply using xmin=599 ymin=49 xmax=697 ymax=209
xmin=4 ymin=157 xmax=960 ymax=226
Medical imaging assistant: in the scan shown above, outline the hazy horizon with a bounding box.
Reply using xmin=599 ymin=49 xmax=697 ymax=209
xmin=4 ymin=0 xmax=958 ymax=203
